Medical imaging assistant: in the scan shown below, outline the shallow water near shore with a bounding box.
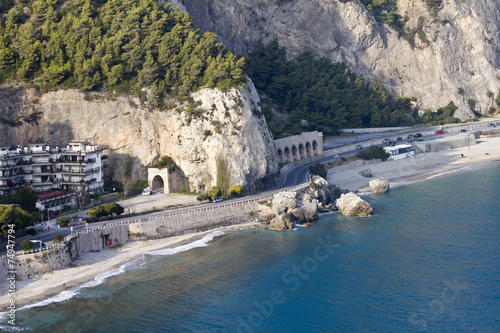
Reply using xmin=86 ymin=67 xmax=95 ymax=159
xmin=5 ymin=163 xmax=500 ymax=332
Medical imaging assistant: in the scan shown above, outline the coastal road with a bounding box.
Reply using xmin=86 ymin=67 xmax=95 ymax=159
xmin=2 ymin=120 xmax=497 ymax=256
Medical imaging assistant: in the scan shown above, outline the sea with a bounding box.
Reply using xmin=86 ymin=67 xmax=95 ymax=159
xmin=2 ymin=162 xmax=499 ymax=332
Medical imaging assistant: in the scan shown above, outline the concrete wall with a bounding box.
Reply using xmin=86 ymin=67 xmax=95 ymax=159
xmin=129 ymin=201 xmax=262 ymax=237
xmin=340 ymin=127 xmax=409 ymax=134
xmin=274 ymin=131 xmax=323 ymax=164
xmin=0 ymin=198 xmax=270 ymax=279
xmin=413 ymin=134 xmax=477 ymax=152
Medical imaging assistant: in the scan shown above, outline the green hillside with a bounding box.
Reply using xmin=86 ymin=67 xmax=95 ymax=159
xmin=246 ymin=39 xmax=416 ymax=137
xmin=0 ymin=0 xmax=246 ymax=102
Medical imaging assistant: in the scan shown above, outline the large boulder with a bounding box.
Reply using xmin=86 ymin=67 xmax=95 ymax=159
xmin=291 ymin=193 xmax=319 ymax=222
xmin=359 ymin=169 xmax=373 ymax=178
xmin=303 ymin=176 xmax=348 ymax=204
xmin=272 ymin=190 xmax=297 ymax=215
xmin=268 ymin=213 xmax=295 ymax=231
xmin=336 ymin=192 xmax=373 ymax=217
xmin=369 ymin=177 xmax=390 ymax=194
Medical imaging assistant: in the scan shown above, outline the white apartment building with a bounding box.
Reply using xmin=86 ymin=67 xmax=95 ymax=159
xmin=0 ymin=142 xmax=106 ymax=196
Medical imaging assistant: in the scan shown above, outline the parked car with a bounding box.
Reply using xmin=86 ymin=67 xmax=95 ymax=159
xmin=396 ymin=137 xmax=403 ymax=141
xmin=414 ymin=133 xmax=423 ymax=137
xmin=495 ymin=122 xmax=500 ymax=126
xmin=356 ymin=145 xmax=363 ymax=150
xmin=487 ymin=123 xmax=496 ymax=128
xmin=212 ymin=198 xmax=223 ymax=203
xmin=407 ymin=134 xmax=414 ymax=140
xmin=333 ymin=154 xmax=340 ymax=159
xmin=460 ymin=129 xmax=467 ymax=133
xmin=383 ymin=138 xmax=391 ymax=144
xmin=435 ymin=129 xmax=444 ymax=134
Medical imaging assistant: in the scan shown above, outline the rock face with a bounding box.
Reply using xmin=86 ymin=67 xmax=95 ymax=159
xmin=359 ymin=169 xmax=373 ymax=178
xmin=180 ymin=0 xmax=500 ymax=118
xmin=336 ymin=192 xmax=374 ymax=217
xmin=369 ymin=177 xmax=390 ymax=194
xmin=0 ymin=81 xmax=279 ymax=193
xmin=268 ymin=176 xmax=348 ymax=230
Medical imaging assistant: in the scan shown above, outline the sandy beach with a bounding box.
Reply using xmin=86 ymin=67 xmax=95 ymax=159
xmin=327 ymin=136 xmax=500 ymax=192
xmin=0 ymin=223 xmax=260 ymax=310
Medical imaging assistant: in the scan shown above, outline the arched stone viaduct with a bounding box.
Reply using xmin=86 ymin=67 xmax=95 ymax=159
xmin=274 ymin=131 xmax=323 ymax=164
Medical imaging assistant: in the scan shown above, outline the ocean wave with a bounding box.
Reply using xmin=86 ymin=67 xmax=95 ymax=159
xmin=144 ymin=230 xmax=227 ymax=256
xmin=0 ymin=230 xmax=228 ymax=316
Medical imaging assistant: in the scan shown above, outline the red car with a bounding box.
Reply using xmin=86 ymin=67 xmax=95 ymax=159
xmin=435 ymin=129 xmax=444 ymax=134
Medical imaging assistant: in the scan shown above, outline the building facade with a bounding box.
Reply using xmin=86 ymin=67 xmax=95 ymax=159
xmin=0 ymin=142 xmax=105 ymax=196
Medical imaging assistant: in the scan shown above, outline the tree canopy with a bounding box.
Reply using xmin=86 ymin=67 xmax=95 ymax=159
xmin=246 ymin=39 xmax=414 ymax=137
xmin=0 ymin=0 xmax=246 ymax=102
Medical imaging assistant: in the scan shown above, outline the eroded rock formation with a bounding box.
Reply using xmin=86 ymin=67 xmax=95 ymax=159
xmin=0 ymin=81 xmax=279 ymax=193
xmin=336 ymin=192 xmax=374 ymax=217
xmin=369 ymin=177 xmax=390 ymax=194
xmin=179 ymin=0 xmax=500 ymax=118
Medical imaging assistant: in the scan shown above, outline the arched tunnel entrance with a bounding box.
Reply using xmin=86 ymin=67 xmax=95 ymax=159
xmin=152 ymin=175 xmax=165 ymax=192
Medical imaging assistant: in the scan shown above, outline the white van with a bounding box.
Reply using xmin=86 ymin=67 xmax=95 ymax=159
xmin=142 ymin=187 xmax=153 ymax=196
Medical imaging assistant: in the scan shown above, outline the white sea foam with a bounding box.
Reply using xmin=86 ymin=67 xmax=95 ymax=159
xmin=144 ymin=230 xmax=227 ymax=256
xmin=0 ymin=230 xmax=228 ymax=316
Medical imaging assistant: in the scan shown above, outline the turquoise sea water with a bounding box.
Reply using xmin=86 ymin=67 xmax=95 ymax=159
xmin=3 ymin=163 xmax=500 ymax=332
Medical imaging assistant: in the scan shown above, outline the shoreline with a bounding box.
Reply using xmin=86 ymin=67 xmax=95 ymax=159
xmin=0 ymin=223 xmax=261 ymax=311
xmin=327 ymin=136 xmax=500 ymax=193
xmin=2 ymin=137 xmax=499 ymax=314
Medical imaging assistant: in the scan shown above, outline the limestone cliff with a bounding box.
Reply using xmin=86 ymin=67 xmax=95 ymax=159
xmin=179 ymin=0 xmax=500 ymax=118
xmin=0 ymin=81 xmax=279 ymax=193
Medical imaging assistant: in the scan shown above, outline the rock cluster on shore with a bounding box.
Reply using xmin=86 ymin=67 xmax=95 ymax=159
xmin=267 ymin=176 xmax=348 ymax=231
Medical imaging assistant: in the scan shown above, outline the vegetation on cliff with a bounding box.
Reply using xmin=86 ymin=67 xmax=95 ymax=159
xmin=246 ymin=39 xmax=415 ymax=137
xmin=0 ymin=0 xmax=246 ymax=102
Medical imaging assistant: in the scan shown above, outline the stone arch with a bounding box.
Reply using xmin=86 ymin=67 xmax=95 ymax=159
xmin=277 ymin=149 xmax=284 ymax=164
xmin=305 ymin=142 xmax=312 ymax=157
xmin=298 ymin=143 xmax=305 ymax=159
xmin=312 ymin=140 xmax=318 ymax=155
xmin=152 ymin=175 xmax=165 ymax=191
xmin=291 ymin=145 xmax=298 ymax=161
xmin=284 ymin=147 xmax=291 ymax=163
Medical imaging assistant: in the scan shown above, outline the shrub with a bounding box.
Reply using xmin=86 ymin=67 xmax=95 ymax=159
xmin=20 ymin=240 xmax=34 ymax=251
xmin=309 ymin=163 xmax=327 ymax=178
xmin=208 ymin=186 xmax=222 ymax=200
xmin=357 ymin=145 xmax=390 ymax=161
xmin=149 ymin=156 xmax=176 ymax=172
xmin=57 ymin=215 xmax=72 ymax=227
xmin=197 ymin=194 xmax=210 ymax=202
xmin=230 ymin=186 xmax=244 ymax=197
xmin=54 ymin=233 xmax=64 ymax=243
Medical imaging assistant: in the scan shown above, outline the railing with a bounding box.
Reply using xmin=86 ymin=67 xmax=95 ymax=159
xmin=0 ymin=183 xmax=312 ymax=261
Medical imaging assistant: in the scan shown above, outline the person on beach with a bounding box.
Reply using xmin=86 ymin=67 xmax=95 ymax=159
xmin=35 ymin=275 xmax=38 ymax=280
xmin=28 ymin=274 xmax=30 ymax=279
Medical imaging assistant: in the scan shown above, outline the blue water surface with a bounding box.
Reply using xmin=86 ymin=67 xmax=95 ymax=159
xmin=9 ymin=163 xmax=500 ymax=332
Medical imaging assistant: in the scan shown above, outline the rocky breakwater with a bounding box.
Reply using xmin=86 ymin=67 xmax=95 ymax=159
xmin=336 ymin=193 xmax=373 ymax=217
xmin=268 ymin=177 xmax=347 ymax=231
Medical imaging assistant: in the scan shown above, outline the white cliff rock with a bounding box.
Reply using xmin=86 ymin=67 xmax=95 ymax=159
xmin=272 ymin=190 xmax=297 ymax=216
xmin=180 ymin=0 xmax=500 ymax=118
xmin=336 ymin=192 xmax=374 ymax=217
xmin=369 ymin=177 xmax=390 ymax=194
xmin=0 ymin=80 xmax=279 ymax=193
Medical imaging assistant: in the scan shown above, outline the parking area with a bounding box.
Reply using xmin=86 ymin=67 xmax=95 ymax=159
xmin=116 ymin=191 xmax=200 ymax=214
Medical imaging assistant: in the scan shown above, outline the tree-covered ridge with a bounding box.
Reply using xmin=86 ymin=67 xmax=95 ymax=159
xmin=246 ymin=40 xmax=414 ymax=137
xmin=0 ymin=0 xmax=246 ymax=101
